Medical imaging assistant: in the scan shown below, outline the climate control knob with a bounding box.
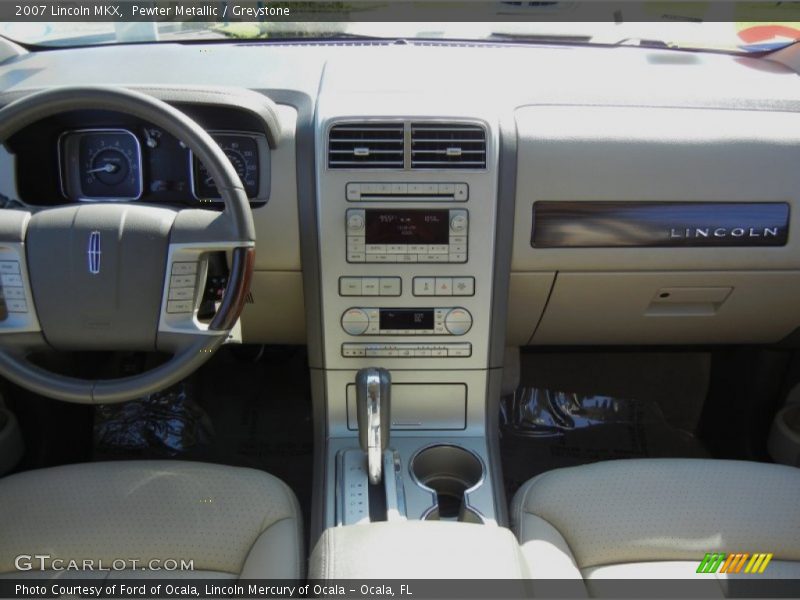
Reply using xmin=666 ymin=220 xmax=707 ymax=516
xmin=341 ymin=308 xmax=370 ymax=336
xmin=444 ymin=308 xmax=472 ymax=335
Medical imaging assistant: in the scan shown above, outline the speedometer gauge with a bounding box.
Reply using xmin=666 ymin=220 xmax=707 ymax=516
xmin=191 ymin=133 xmax=260 ymax=201
xmin=60 ymin=129 xmax=143 ymax=201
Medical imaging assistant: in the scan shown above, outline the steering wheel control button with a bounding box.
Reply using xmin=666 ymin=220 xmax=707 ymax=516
xmin=170 ymin=274 xmax=196 ymax=288
xmin=3 ymin=287 xmax=25 ymax=299
xmin=341 ymin=308 xmax=370 ymax=336
xmin=167 ymin=300 xmax=193 ymax=314
xmin=171 ymin=262 xmax=198 ymax=275
xmin=1 ymin=274 xmax=23 ymax=287
xmin=444 ymin=308 xmax=473 ymax=335
xmin=6 ymin=300 xmax=28 ymax=313
xmin=0 ymin=261 xmax=20 ymax=274
xmin=168 ymin=287 xmax=195 ymax=301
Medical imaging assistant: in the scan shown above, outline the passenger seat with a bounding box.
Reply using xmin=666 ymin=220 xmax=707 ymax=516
xmin=512 ymin=459 xmax=800 ymax=580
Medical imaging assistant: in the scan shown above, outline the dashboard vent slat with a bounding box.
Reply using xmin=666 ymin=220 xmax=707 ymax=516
xmin=411 ymin=123 xmax=487 ymax=170
xmin=328 ymin=123 xmax=404 ymax=169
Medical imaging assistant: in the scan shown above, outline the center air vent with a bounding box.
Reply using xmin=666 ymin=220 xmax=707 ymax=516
xmin=328 ymin=123 xmax=404 ymax=169
xmin=411 ymin=123 xmax=486 ymax=170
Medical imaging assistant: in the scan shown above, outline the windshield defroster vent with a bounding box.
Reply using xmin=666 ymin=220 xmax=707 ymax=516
xmin=411 ymin=123 xmax=486 ymax=169
xmin=328 ymin=123 xmax=405 ymax=169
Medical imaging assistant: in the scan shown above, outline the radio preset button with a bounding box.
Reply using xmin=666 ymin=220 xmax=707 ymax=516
xmin=6 ymin=299 xmax=27 ymax=313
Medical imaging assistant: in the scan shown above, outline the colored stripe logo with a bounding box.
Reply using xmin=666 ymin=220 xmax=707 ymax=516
xmin=697 ymin=552 xmax=773 ymax=574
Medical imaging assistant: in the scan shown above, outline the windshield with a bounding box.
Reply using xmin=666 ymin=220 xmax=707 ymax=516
xmin=2 ymin=3 xmax=800 ymax=53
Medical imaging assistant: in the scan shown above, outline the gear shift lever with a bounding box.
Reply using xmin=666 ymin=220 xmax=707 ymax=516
xmin=355 ymin=367 xmax=391 ymax=485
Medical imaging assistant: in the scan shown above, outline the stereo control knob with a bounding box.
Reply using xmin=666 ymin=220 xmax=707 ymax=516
xmin=450 ymin=212 xmax=468 ymax=234
xmin=342 ymin=308 xmax=370 ymax=336
xmin=444 ymin=308 xmax=472 ymax=336
xmin=347 ymin=212 xmax=365 ymax=232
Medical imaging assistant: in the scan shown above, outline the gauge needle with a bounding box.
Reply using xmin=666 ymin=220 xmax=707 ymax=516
xmin=87 ymin=164 xmax=119 ymax=174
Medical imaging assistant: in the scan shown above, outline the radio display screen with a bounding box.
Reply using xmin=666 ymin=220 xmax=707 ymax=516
xmin=379 ymin=309 xmax=434 ymax=330
xmin=366 ymin=210 xmax=449 ymax=244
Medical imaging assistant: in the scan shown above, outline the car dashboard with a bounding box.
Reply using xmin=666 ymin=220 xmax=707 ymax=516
xmin=2 ymin=38 xmax=800 ymax=521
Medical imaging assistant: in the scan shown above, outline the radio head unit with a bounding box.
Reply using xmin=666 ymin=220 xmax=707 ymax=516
xmin=346 ymin=208 xmax=468 ymax=264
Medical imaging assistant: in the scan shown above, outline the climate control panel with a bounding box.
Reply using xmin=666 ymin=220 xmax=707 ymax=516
xmin=341 ymin=307 xmax=473 ymax=336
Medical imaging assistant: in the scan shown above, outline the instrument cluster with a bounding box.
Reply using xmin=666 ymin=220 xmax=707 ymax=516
xmin=58 ymin=127 xmax=267 ymax=204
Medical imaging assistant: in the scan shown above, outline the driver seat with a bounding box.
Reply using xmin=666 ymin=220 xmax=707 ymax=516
xmin=0 ymin=461 xmax=303 ymax=579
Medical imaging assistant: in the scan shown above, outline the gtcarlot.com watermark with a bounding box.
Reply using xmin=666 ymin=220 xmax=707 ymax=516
xmin=15 ymin=554 xmax=195 ymax=571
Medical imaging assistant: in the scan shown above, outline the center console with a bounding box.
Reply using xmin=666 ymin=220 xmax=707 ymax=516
xmin=312 ymin=101 xmax=504 ymax=535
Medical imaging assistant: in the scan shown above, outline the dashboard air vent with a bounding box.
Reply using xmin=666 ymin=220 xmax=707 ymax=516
xmin=328 ymin=123 xmax=405 ymax=169
xmin=411 ymin=123 xmax=486 ymax=169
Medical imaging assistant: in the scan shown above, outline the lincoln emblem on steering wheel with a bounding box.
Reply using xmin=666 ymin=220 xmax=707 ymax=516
xmin=87 ymin=231 xmax=101 ymax=275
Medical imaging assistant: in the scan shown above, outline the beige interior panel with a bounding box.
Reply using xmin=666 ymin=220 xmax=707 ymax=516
xmin=250 ymin=104 xmax=302 ymax=271
xmin=512 ymin=106 xmax=800 ymax=273
xmin=532 ymin=271 xmax=800 ymax=345
xmin=240 ymin=271 xmax=305 ymax=344
xmin=506 ymin=272 xmax=555 ymax=346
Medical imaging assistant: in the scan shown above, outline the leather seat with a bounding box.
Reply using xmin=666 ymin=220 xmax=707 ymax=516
xmin=0 ymin=461 xmax=303 ymax=579
xmin=512 ymin=459 xmax=800 ymax=581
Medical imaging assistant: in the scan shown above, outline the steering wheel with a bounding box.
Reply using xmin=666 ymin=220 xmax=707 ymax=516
xmin=0 ymin=86 xmax=255 ymax=403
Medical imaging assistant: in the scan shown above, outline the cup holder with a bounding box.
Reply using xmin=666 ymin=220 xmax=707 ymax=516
xmin=410 ymin=444 xmax=485 ymax=523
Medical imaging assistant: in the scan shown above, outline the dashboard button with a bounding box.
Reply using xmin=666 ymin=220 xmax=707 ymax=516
xmin=361 ymin=278 xmax=380 ymax=296
xmin=340 ymin=278 xmax=362 ymax=296
xmin=435 ymin=277 xmax=453 ymax=296
xmin=454 ymin=184 xmax=469 ymax=201
xmin=449 ymin=253 xmax=467 ymax=263
xmin=346 ymin=184 xmax=361 ymax=201
xmin=413 ymin=278 xmax=435 ymax=296
xmin=379 ymin=278 xmax=401 ymax=296
xmin=452 ymin=277 xmax=475 ymax=296
xmin=347 ymin=252 xmax=365 ymax=263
